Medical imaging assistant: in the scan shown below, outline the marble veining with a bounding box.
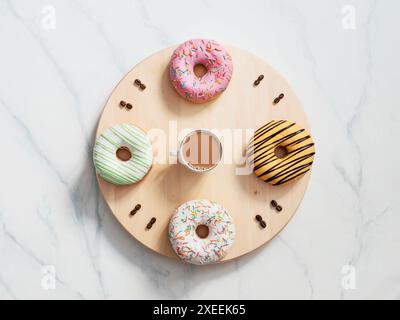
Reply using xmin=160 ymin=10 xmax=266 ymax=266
xmin=0 ymin=0 xmax=399 ymax=299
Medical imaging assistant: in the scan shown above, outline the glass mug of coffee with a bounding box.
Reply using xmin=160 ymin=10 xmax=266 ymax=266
xmin=178 ymin=129 xmax=223 ymax=173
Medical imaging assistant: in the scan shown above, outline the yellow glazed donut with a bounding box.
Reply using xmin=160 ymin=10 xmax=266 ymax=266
xmin=248 ymin=120 xmax=315 ymax=186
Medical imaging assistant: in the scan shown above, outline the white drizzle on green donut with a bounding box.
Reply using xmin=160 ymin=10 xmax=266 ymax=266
xmin=93 ymin=124 xmax=153 ymax=185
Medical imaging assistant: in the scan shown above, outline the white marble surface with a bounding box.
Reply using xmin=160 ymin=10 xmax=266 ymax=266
xmin=0 ymin=0 xmax=399 ymax=300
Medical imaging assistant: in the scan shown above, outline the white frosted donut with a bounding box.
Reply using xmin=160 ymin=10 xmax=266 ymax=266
xmin=168 ymin=199 xmax=236 ymax=265
xmin=93 ymin=123 xmax=153 ymax=185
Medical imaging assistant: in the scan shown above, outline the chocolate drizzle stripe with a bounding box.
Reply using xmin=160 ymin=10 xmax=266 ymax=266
xmin=254 ymin=120 xmax=282 ymax=137
xmin=255 ymin=146 xmax=314 ymax=177
xmin=250 ymin=120 xmax=315 ymax=185
xmin=254 ymin=120 xmax=287 ymax=140
xmin=265 ymin=162 xmax=312 ymax=183
xmin=252 ymin=137 xmax=313 ymax=168
xmin=256 ymin=152 xmax=314 ymax=181
xmin=285 ymin=135 xmax=311 ymax=148
xmin=254 ymin=122 xmax=296 ymax=146
xmin=275 ymin=168 xmax=311 ymax=185
xmin=260 ymin=152 xmax=315 ymax=179
xmin=247 ymin=120 xmax=285 ymax=148
xmin=255 ymin=142 xmax=315 ymax=166
xmin=250 ymin=129 xmax=306 ymax=158
xmin=255 ymin=145 xmax=315 ymax=172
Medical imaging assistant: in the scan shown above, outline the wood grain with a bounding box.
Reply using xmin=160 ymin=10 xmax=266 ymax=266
xmin=96 ymin=45 xmax=312 ymax=263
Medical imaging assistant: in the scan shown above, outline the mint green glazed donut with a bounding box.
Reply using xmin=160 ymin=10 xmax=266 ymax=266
xmin=93 ymin=124 xmax=153 ymax=185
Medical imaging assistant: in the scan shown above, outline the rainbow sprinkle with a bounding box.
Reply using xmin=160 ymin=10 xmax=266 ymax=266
xmin=169 ymin=39 xmax=233 ymax=103
xmin=168 ymin=200 xmax=236 ymax=265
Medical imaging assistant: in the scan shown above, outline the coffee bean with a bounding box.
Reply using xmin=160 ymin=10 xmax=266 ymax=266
xmin=279 ymin=93 xmax=285 ymax=99
xmin=274 ymin=98 xmax=281 ymax=104
xmin=276 ymin=205 xmax=283 ymax=212
xmin=260 ymin=220 xmax=267 ymax=229
xmin=254 ymin=80 xmax=260 ymax=86
xmin=139 ymin=83 xmax=146 ymax=90
xmin=150 ymin=217 xmax=156 ymax=224
xmin=134 ymin=79 xmax=141 ymax=86
xmin=255 ymin=215 xmax=263 ymax=222
xmin=146 ymin=223 xmax=153 ymax=230
xmin=130 ymin=204 xmax=141 ymax=216
xmin=270 ymin=200 xmax=278 ymax=208
xmin=258 ymin=75 xmax=264 ymax=81
xmin=120 ymin=100 xmax=126 ymax=107
xmin=126 ymin=103 xmax=133 ymax=110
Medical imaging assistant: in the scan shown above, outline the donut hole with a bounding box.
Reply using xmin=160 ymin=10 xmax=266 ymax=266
xmin=116 ymin=146 xmax=132 ymax=162
xmin=274 ymin=146 xmax=288 ymax=159
xmin=196 ymin=224 xmax=209 ymax=239
xmin=193 ymin=63 xmax=207 ymax=79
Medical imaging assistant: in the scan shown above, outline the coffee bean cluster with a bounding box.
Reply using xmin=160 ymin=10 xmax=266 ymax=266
xmin=255 ymin=214 xmax=267 ymax=229
xmin=270 ymin=200 xmax=283 ymax=212
xmin=146 ymin=217 xmax=157 ymax=230
xmin=120 ymin=100 xmax=133 ymax=110
xmin=134 ymin=79 xmax=146 ymax=91
xmin=254 ymin=74 xmax=264 ymax=86
xmin=130 ymin=204 xmax=141 ymax=216
xmin=273 ymin=93 xmax=285 ymax=105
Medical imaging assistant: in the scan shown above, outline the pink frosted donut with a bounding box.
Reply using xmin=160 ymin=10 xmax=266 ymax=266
xmin=169 ymin=39 xmax=233 ymax=103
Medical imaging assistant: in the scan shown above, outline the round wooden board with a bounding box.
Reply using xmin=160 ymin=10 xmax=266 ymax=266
xmin=96 ymin=45 xmax=312 ymax=263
